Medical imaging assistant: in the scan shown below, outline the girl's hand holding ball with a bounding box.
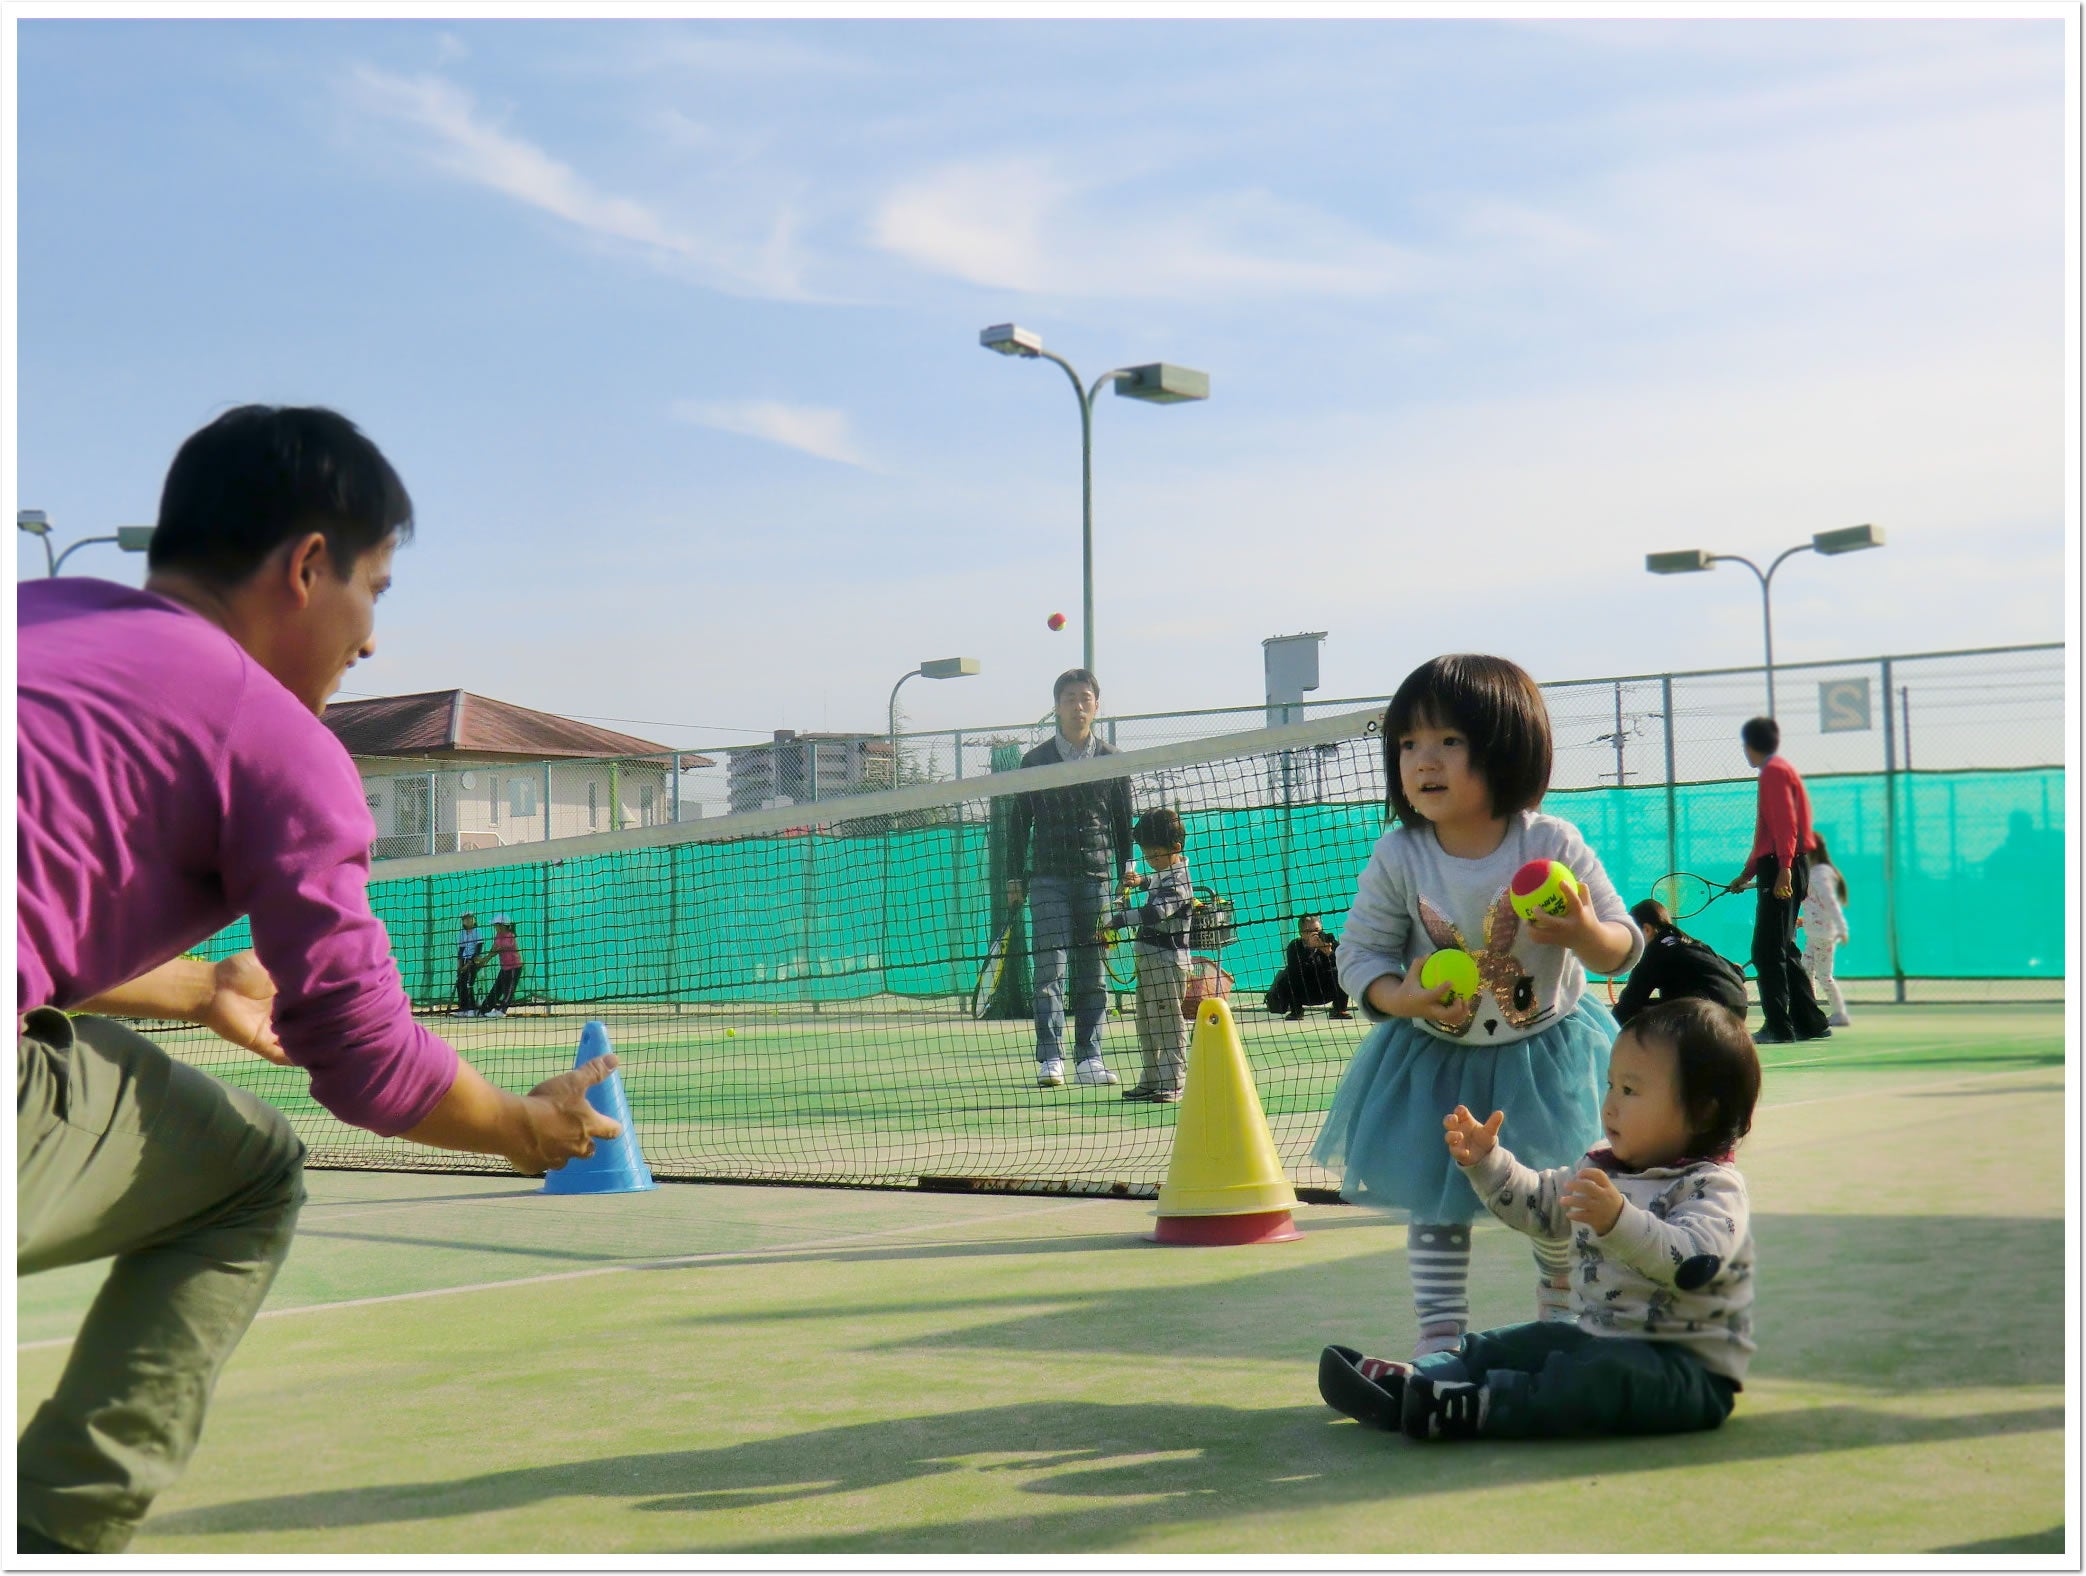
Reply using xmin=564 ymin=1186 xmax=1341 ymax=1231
xmin=1380 ymin=965 xmax=1475 ymax=1028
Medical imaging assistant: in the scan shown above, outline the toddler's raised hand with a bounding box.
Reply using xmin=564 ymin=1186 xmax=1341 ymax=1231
xmin=1443 ymin=1104 xmax=1503 ymax=1166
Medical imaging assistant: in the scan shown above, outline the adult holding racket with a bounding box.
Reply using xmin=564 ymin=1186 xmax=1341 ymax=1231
xmin=1003 ymin=668 xmax=1132 ymax=1089
xmin=1729 ymin=716 xmax=1833 ymax=1044
xmin=17 ymin=406 xmax=621 ymax=1555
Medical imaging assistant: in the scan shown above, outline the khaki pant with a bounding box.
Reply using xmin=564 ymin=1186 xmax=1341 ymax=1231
xmin=1133 ymin=956 xmax=1193 ymax=1094
xmin=17 ymin=1009 xmax=305 ymax=1552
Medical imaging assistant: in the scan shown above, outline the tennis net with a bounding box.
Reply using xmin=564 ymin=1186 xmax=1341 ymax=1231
xmin=147 ymin=704 xmax=2064 ymax=1193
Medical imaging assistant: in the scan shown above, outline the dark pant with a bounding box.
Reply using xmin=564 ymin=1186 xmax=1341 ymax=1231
xmin=482 ymin=966 xmax=522 ymax=1013
xmin=1751 ymin=857 xmax=1829 ymax=1039
xmin=455 ymin=960 xmax=482 ymax=1013
xmin=17 ymin=1010 xmax=307 ymax=1552
xmin=1266 ymin=966 xmax=1349 ymax=1015
xmin=1414 ymin=1321 xmax=1737 ymax=1438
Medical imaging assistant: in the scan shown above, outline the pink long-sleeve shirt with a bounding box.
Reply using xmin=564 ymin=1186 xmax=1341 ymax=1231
xmin=16 ymin=578 xmax=458 ymax=1135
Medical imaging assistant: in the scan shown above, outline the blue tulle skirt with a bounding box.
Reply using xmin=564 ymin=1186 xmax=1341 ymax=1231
xmin=1310 ymin=996 xmax=1618 ymax=1223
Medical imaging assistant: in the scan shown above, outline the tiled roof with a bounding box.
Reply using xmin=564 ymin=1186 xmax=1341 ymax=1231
xmin=322 ymin=690 xmax=707 ymax=764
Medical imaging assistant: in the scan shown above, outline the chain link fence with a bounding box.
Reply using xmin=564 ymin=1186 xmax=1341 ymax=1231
xmin=366 ymin=642 xmax=2059 ymax=849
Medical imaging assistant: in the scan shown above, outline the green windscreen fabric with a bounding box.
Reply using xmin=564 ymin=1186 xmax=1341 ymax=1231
xmin=294 ymin=765 xmax=2064 ymax=1005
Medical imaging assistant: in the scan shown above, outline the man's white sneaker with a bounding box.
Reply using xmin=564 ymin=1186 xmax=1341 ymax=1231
xmin=484 ymin=1009 xmax=506 ymax=1018
xmin=1037 ymin=1060 xmax=1065 ymax=1088
xmin=1074 ymin=1059 xmax=1120 ymax=1086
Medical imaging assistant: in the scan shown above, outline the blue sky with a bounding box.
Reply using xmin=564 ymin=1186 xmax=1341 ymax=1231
xmin=11 ymin=14 xmax=2071 ymax=751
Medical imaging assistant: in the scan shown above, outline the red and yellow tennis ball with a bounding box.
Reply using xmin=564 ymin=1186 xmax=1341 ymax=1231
xmin=1418 ymin=948 xmax=1480 ymax=1002
xmin=1510 ymin=859 xmax=1586 ymax=920
xmin=1047 ymin=612 xmax=1067 ymax=632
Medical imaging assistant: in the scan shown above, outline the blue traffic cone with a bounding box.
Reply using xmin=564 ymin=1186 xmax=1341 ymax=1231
xmin=541 ymin=1020 xmax=654 ymax=1195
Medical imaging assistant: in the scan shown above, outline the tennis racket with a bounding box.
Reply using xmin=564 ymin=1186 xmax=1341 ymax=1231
xmin=971 ymin=902 xmax=1021 ymax=1020
xmin=1649 ymin=871 xmax=1742 ymax=920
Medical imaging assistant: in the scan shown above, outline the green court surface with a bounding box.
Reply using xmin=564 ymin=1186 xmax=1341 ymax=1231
xmin=15 ymin=1005 xmax=2069 ymax=1556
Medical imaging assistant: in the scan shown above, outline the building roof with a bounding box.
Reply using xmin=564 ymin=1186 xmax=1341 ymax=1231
xmin=322 ymin=690 xmax=708 ymax=765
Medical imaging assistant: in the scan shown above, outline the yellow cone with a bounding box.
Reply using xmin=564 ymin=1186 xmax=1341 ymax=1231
xmin=1154 ymin=998 xmax=1301 ymax=1244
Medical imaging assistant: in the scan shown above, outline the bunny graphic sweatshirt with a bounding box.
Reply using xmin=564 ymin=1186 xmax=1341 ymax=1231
xmin=1338 ymin=810 xmax=1644 ymax=1047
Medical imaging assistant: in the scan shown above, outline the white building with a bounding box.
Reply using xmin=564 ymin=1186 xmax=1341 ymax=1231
xmin=323 ymin=690 xmax=715 ymax=860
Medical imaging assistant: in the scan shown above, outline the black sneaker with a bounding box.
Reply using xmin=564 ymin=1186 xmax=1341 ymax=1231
xmin=1795 ymin=1028 xmax=1834 ymax=1042
xmin=1317 ymin=1344 xmax=1413 ymax=1429
xmin=1329 ymin=1009 xmax=1354 ymax=1020
xmin=1401 ymin=1375 xmax=1485 ymax=1441
xmin=1284 ymin=1009 xmax=1305 ymax=1021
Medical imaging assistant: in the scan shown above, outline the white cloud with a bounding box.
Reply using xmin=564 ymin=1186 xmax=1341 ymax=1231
xmin=870 ymin=154 xmax=1424 ymax=302
xmin=342 ymin=66 xmax=816 ymax=301
xmin=670 ymin=399 xmax=873 ymax=469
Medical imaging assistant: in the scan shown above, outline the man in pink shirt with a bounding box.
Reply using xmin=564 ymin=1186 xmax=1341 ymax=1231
xmin=17 ymin=406 xmax=621 ymax=1554
xmin=1729 ymin=715 xmax=1832 ymax=1045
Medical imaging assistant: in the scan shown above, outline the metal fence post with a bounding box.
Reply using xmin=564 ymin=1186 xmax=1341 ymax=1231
xmin=1661 ymin=673 xmax=1678 ymax=880
xmin=543 ymin=763 xmax=553 ymax=843
xmin=1880 ymin=656 xmax=1906 ymax=1002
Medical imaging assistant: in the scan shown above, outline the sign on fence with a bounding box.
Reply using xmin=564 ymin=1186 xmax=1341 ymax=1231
xmin=1820 ymin=678 xmax=1872 ymax=734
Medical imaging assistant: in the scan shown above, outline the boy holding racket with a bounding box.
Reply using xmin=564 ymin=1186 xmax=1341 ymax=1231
xmin=1101 ymin=808 xmax=1195 ymax=1102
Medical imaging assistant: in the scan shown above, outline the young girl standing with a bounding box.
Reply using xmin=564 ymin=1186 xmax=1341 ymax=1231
xmin=1800 ymin=832 xmax=1852 ymax=1028
xmin=1312 ymin=654 xmax=1644 ymax=1358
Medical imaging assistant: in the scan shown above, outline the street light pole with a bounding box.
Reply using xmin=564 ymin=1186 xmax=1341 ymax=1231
xmin=1646 ymin=525 xmax=1886 ymax=717
xmin=17 ymin=513 xmax=156 ymax=577
xmin=980 ymin=325 xmax=1208 ymax=677
xmin=888 ymin=657 xmax=983 ymax=789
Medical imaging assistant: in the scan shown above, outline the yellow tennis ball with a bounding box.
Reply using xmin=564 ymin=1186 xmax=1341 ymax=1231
xmin=1510 ymin=859 xmax=1585 ymax=920
xmin=1418 ymin=948 xmax=1480 ymax=1001
xmin=724 ymin=1028 xmax=737 ymax=1038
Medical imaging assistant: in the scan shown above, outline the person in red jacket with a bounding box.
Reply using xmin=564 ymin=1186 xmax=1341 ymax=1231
xmin=1729 ymin=717 xmax=1832 ymax=1044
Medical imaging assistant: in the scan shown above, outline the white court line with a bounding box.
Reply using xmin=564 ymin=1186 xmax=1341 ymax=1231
xmin=16 ymin=1195 xmax=1116 ymax=1353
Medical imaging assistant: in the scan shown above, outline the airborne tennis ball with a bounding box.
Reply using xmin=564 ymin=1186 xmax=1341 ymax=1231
xmin=724 ymin=1028 xmax=737 ymax=1038
xmin=1047 ymin=612 xmax=1067 ymax=631
xmin=1510 ymin=859 xmax=1586 ymax=920
xmin=1418 ymin=948 xmax=1480 ymax=1001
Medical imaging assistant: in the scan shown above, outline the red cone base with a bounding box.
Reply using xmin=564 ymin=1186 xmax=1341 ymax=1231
xmin=1152 ymin=1209 xmax=1303 ymax=1246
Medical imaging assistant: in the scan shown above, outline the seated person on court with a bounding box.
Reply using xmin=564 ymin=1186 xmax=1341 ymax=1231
xmin=1610 ymin=899 xmax=1748 ymax=1029
xmin=1319 ymin=997 xmax=1759 ymax=1442
xmin=1266 ymin=914 xmax=1353 ymax=1020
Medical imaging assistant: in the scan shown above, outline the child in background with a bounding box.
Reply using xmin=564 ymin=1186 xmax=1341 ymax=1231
xmin=480 ymin=915 xmax=524 ymax=1018
xmin=1312 ymin=654 xmax=1643 ymax=1358
xmin=1612 ymin=899 xmax=1749 ymax=1028
xmin=1801 ymin=832 xmax=1852 ymax=1028
xmin=1318 ymin=998 xmax=1759 ymax=1442
xmin=1102 ymin=809 xmax=1194 ymax=1102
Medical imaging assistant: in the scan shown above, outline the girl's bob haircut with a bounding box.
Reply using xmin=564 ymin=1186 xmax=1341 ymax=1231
xmin=1381 ymin=654 xmax=1553 ymax=828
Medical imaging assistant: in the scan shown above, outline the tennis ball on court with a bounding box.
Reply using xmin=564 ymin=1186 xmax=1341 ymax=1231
xmin=1047 ymin=612 xmax=1067 ymax=631
xmin=1510 ymin=859 xmax=1586 ymax=921
xmin=724 ymin=1028 xmax=737 ymax=1038
xmin=1418 ymin=948 xmax=1480 ymax=1002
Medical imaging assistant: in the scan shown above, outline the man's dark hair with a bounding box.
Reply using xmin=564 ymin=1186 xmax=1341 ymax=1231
xmin=1381 ymin=654 xmax=1552 ymax=828
xmin=1297 ymin=914 xmax=1322 ymax=932
xmin=1053 ymin=668 xmax=1101 ymax=702
xmin=1133 ymin=807 xmax=1185 ymax=851
xmin=149 ymin=405 xmax=414 ymax=586
xmin=1627 ymin=998 xmax=1761 ymax=1158
xmin=1740 ymin=716 xmax=1781 ymax=755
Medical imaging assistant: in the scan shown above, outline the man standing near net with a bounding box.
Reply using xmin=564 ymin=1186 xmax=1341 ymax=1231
xmin=1729 ymin=716 xmax=1832 ymax=1045
xmin=1005 ymin=668 xmax=1133 ymax=1088
xmin=16 ymin=405 xmax=622 ymax=1555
